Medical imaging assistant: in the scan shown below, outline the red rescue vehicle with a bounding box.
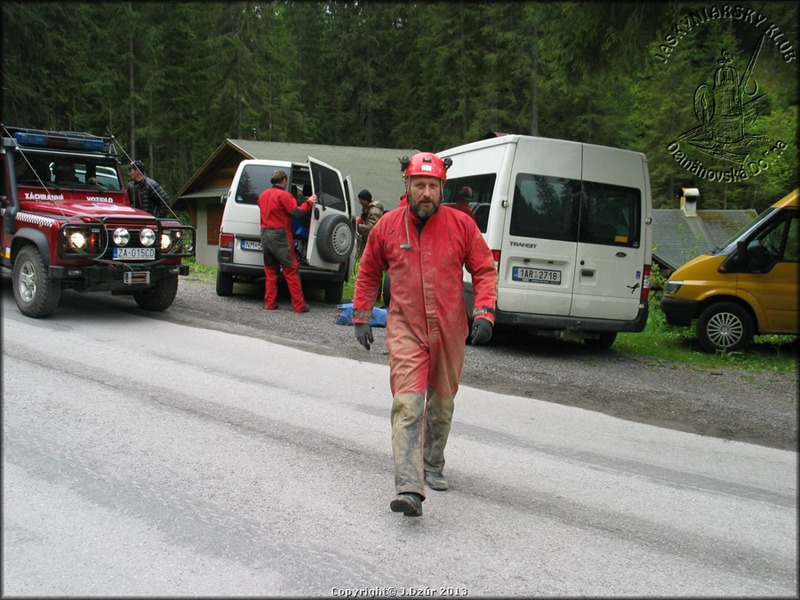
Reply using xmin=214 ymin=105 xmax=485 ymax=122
xmin=1 ymin=125 xmax=194 ymax=317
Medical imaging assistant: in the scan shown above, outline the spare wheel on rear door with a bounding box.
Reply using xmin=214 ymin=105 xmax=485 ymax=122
xmin=315 ymin=213 xmax=353 ymax=263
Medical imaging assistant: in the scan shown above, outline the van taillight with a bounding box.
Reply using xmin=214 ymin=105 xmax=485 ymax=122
xmin=641 ymin=265 xmax=651 ymax=301
xmin=219 ymin=232 xmax=234 ymax=249
xmin=491 ymin=249 xmax=501 ymax=271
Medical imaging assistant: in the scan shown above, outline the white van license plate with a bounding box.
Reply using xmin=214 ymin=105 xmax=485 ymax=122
xmin=241 ymin=239 xmax=262 ymax=251
xmin=513 ymin=266 xmax=561 ymax=285
xmin=113 ymin=247 xmax=155 ymax=260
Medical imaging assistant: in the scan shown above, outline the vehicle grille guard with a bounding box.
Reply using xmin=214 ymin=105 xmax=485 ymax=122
xmin=58 ymin=215 xmax=195 ymax=261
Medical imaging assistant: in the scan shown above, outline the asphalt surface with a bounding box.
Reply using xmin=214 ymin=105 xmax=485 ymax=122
xmin=3 ymin=299 xmax=797 ymax=596
xmin=157 ymin=275 xmax=798 ymax=452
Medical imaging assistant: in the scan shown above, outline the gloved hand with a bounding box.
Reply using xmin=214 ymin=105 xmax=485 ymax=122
xmin=470 ymin=318 xmax=493 ymax=345
xmin=356 ymin=216 xmax=364 ymax=224
xmin=354 ymin=322 xmax=374 ymax=350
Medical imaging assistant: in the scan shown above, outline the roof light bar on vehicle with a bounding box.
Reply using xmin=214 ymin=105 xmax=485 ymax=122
xmin=13 ymin=131 xmax=107 ymax=152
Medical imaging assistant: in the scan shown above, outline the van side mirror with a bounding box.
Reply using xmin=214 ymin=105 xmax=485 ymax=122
xmin=220 ymin=194 xmax=227 ymax=205
xmin=720 ymin=240 xmax=747 ymax=273
xmin=736 ymin=240 xmax=748 ymax=264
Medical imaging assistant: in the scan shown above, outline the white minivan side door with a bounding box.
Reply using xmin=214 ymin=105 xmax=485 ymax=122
xmin=306 ymin=156 xmax=356 ymax=269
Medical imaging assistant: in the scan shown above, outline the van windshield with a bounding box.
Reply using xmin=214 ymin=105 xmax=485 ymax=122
xmin=715 ymin=206 xmax=778 ymax=253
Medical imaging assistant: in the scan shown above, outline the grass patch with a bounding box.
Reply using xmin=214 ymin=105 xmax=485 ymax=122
xmin=616 ymin=293 xmax=797 ymax=373
xmin=184 ymin=258 xmax=217 ymax=285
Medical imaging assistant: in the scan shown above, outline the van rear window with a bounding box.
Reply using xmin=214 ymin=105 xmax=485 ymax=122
xmin=510 ymin=174 xmax=641 ymax=248
xmin=510 ymin=175 xmax=580 ymax=242
xmin=236 ymin=165 xmax=279 ymax=205
xmin=580 ymin=182 xmax=642 ymax=248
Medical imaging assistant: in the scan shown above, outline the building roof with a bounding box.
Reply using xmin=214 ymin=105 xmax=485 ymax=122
xmin=652 ymin=208 xmax=757 ymax=270
xmin=175 ymin=139 xmax=418 ymax=210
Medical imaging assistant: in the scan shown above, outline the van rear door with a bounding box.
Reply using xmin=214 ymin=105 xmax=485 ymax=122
xmin=502 ymin=138 xmax=582 ymax=317
xmin=226 ymin=160 xmax=295 ymax=271
xmin=572 ymin=145 xmax=649 ymax=321
xmin=307 ymin=157 xmax=356 ymax=269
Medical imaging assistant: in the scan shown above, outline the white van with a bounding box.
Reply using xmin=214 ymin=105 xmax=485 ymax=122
xmin=438 ymin=135 xmax=653 ymax=348
xmin=217 ymin=157 xmax=356 ymax=303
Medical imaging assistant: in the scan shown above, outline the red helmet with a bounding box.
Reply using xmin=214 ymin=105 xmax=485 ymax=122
xmin=404 ymin=152 xmax=448 ymax=181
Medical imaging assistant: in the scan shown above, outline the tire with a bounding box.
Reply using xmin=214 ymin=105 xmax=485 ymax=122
xmin=316 ymin=214 xmax=353 ymax=264
xmin=584 ymin=332 xmax=617 ymax=350
xmin=697 ymin=302 xmax=754 ymax=353
xmin=12 ymin=246 xmax=61 ymax=318
xmin=583 ymin=331 xmax=617 ymax=350
xmin=134 ymin=275 xmax=179 ymax=311
xmin=382 ymin=272 xmax=391 ymax=307
xmin=324 ymin=281 xmax=344 ymax=304
xmin=216 ymin=271 xmax=233 ymax=296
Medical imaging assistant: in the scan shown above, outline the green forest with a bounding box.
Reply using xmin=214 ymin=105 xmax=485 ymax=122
xmin=2 ymin=1 xmax=797 ymax=212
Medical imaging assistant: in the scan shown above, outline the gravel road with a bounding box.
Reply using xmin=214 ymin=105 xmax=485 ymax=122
xmin=158 ymin=275 xmax=797 ymax=452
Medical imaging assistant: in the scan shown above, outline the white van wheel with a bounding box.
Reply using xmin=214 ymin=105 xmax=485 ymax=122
xmin=382 ymin=272 xmax=391 ymax=307
xmin=316 ymin=214 xmax=353 ymax=263
xmin=216 ymin=271 xmax=233 ymax=296
xmin=584 ymin=332 xmax=617 ymax=350
xmin=697 ymin=302 xmax=754 ymax=353
xmin=324 ymin=281 xmax=344 ymax=304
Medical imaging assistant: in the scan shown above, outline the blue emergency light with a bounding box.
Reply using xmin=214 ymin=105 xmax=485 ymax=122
xmin=14 ymin=131 xmax=106 ymax=152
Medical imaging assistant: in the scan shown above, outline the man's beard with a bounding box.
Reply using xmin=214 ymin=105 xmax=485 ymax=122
xmin=410 ymin=199 xmax=440 ymax=221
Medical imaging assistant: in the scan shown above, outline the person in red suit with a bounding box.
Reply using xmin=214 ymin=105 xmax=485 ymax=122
xmin=257 ymin=170 xmax=316 ymax=313
xmin=352 ymin=152 xmax=497 ymax=517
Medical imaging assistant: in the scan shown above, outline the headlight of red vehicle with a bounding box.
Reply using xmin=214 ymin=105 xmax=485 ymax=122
xmin=60 ymin=224 xmax=104 ymax=257
xmin=160 ymin=227 xmax=194 ymax=256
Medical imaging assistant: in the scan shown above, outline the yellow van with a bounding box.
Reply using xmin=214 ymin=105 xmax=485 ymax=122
xmin=661 ymin=189 xmax=799 ymax=352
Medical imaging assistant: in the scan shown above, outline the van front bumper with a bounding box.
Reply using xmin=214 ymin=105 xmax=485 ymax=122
xmin=49 ymin=263 xmax=189 ymax=282
xmin=660 ymin=296 xmax=699 ymax=326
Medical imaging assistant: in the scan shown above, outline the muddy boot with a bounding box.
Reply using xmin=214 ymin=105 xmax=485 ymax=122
xmin=424 ymin=471 xmax=449 ymax=491
xmin=390 ymin=493 xmax=423 ymax=517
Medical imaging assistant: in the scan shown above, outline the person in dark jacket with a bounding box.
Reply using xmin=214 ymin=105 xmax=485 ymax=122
xmin=356 ymin=189 xmax=385 ymax=258
xmin=127 ymin=160 xmax=171 ymax=218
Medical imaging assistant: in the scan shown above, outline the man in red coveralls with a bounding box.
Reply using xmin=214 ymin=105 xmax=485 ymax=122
xmin=352 ymin=152 xmax=497 ymax=517
xmin=258 ymin=170 xmax=317 ymax=313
